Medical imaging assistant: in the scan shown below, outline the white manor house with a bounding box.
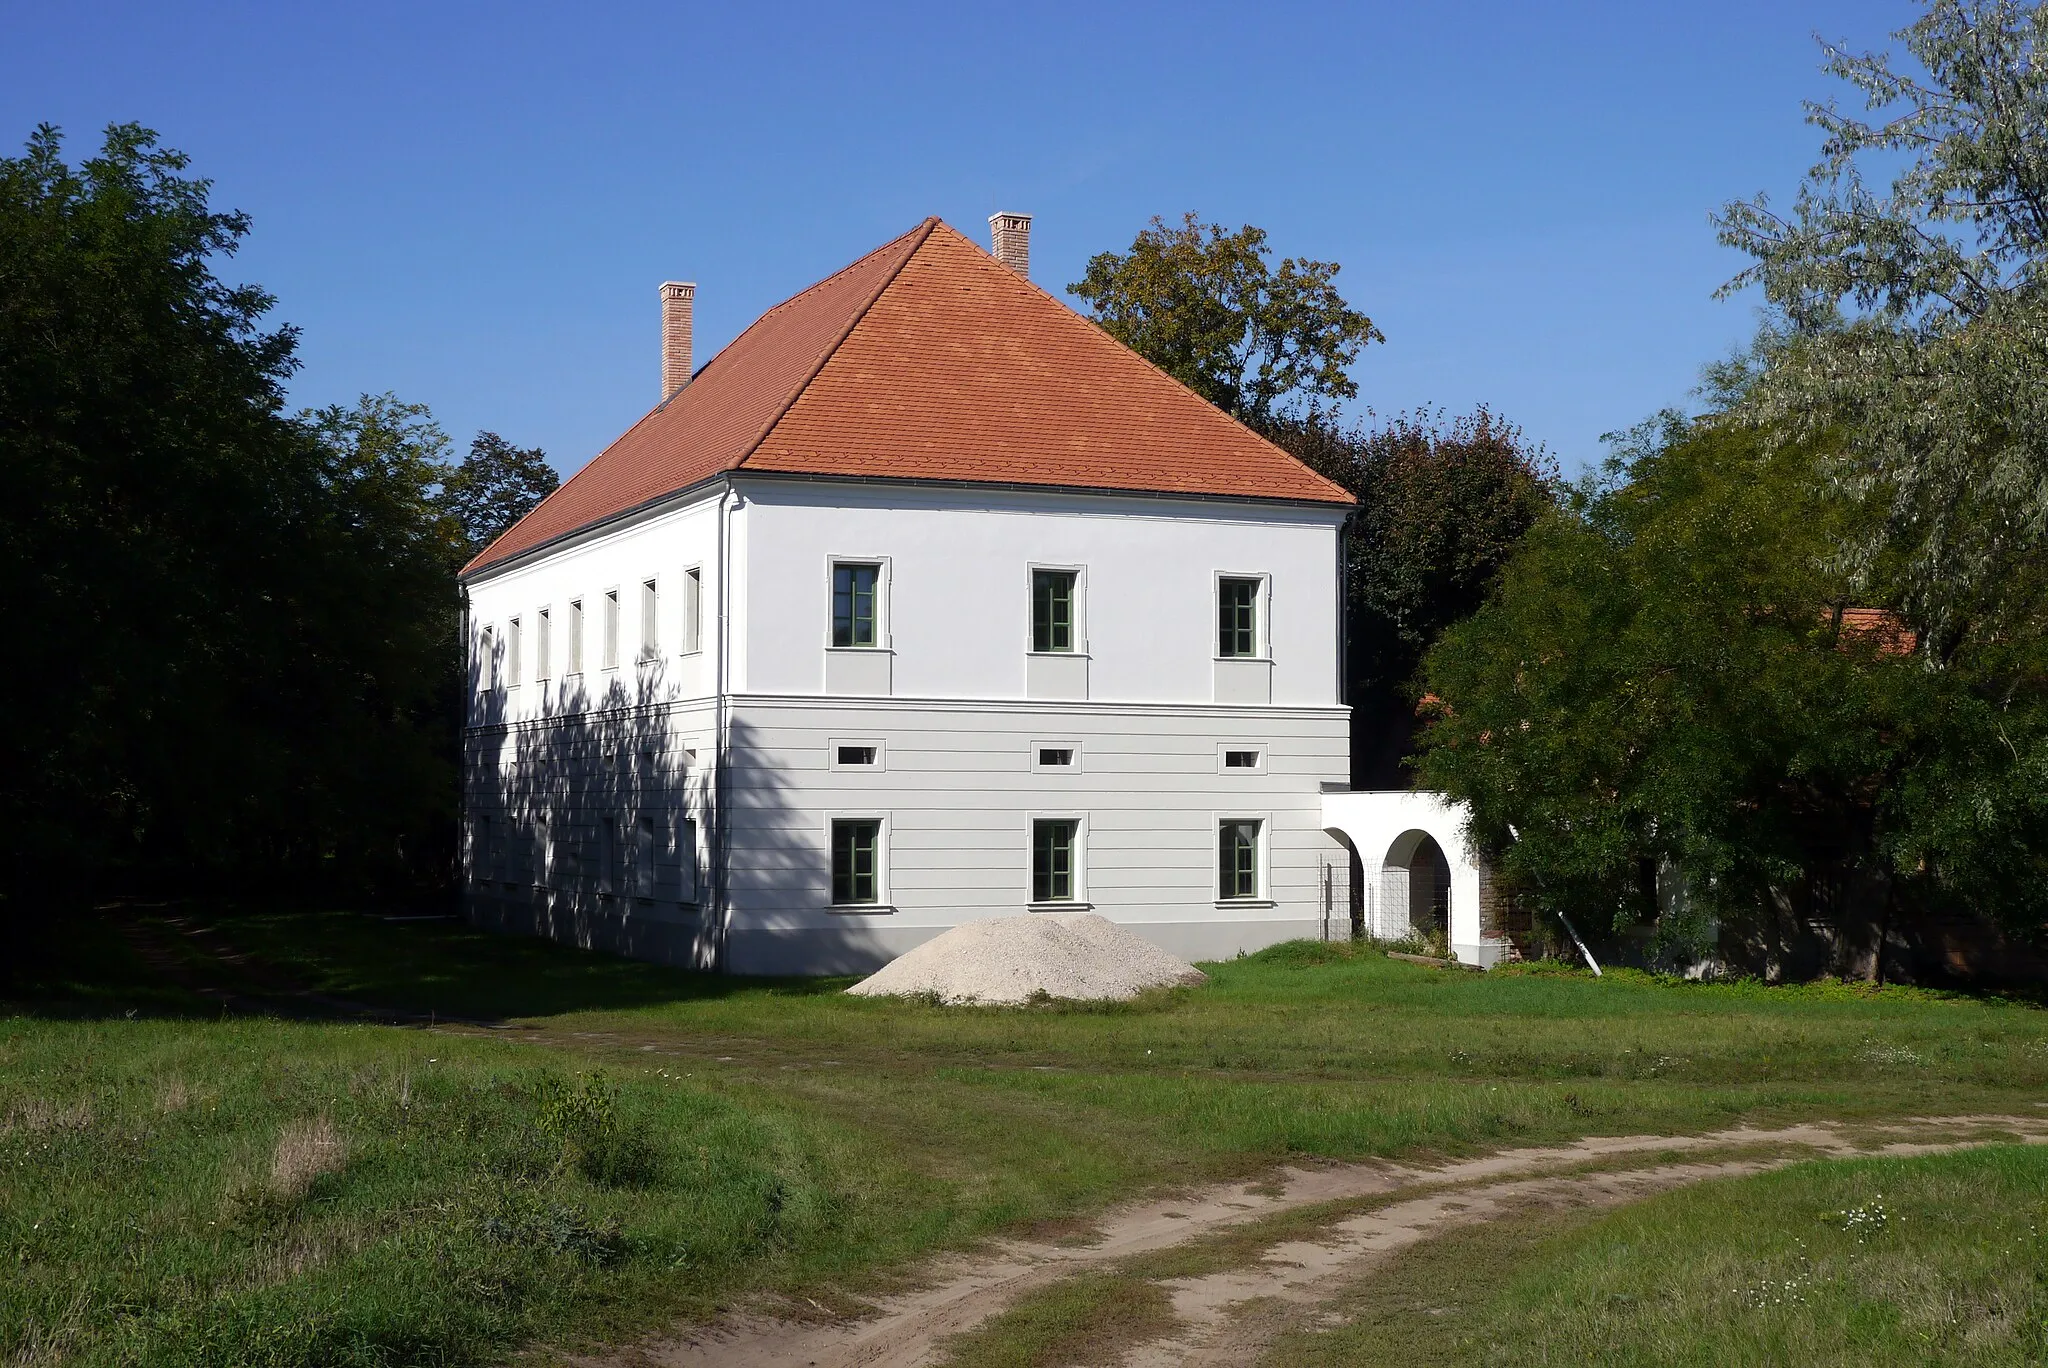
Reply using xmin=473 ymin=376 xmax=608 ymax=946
xmin=460 ymin=214 xmax=1507 ymax=974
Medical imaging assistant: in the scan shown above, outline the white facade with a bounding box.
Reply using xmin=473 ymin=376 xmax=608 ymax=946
xmin=461 ymin=474 xmax=1354 ymax=974
xmin=1321 ymin=789 xmax=1509 ymax=967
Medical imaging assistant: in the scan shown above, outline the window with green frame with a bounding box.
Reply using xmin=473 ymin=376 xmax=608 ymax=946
xmin=1032 ymin=569 xmax=1076 ymax=653
xmin=1218 ymin=578 xmax=1260 ymax=657
xmin=832 ymin=563 xmax=880 ymax=647
xmin=831 ymin=818 xmax=880 ymax=904
xmin=1032 ymin=818 xmax=1078 ymax=902
xmin=1218 ymin=819 xmax=1260 ymax=899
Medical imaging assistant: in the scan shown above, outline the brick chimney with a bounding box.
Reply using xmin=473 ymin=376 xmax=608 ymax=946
xmin=988 ymin=212 xmax=1031 ymax=277
xmin=660 ymin=280 xmax=695 ymax=398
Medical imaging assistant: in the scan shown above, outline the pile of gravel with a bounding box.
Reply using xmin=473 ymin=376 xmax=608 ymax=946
xmin=845 ymin=912 xmax=1208 ymax=1005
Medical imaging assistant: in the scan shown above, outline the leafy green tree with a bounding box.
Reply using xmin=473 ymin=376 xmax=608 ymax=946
xmin=1070 ymin=213 xmax=1383 ymax=426
xmin=1417 ymin=415 xmax=2048 ymax=965
xmin=1715 ymin=0 xmax=2048 ymax=662
xmin=1271 ymin=408 xmax=1557 ymax=785
xmin=442 ymin=431 xmax=558 ymax=555
xmin=0 ymin=124 xmax=465 ymax=911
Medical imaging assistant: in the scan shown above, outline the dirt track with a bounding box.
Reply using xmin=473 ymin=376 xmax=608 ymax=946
xmin=587 ymin=1113 xmax=2048 ymax=1368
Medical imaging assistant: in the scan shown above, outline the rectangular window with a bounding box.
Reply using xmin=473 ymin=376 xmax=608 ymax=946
xmin=678 ymin=818 xmax=699 ymax=903
xmin=682 ymin=566 xmax=702 ymax=654
xmin=532 ymin=816 xmax=550 ymax=885
xmin=831 ymin=819 xmax=880 ymax=905
xmin=1032 ymin=570 xmax=1076 ymax=653
xmin=836 ymin=745 xmax=877 ymax=767
xmin=507 ymin=617 xmax=522 ymax=687
xmin=1218 ymin=578 xmax=1260 ymax=658
xmin=597 ymin=817 xmax=617 ymax=895
xmin=634 ymin=814 xmax=657 ymax=896
xmin=640 ymin=579 xmax=659 ymax=660
xmin=1032 ymin=819 xmax=1078 ymax=902
xmin=1219 ymin=820 xmax=1261 ymax=900
xmin=568 ymin=599 xmax=584 ymax=675
xmin=479 ymin=625 xmax=496 ymax=690
xmin=603 ymin=590 xmax=620 ymax=669
xmin=536 ymin=608 xmax=551 ymax=682
xmin=475 ymin=814 xmax=495 ymax=880
xmin=1224 ymin=750 xmax=1261 ymax=769
xmin=1038 ymin=747 xmax=1074 ymax=768
xmin=832 ymin=563 xmax=880 ymax=647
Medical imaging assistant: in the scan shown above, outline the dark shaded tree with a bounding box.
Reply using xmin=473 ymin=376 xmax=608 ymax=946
xmin=1069 ymin=213 xmax=1383 ymax=426
xmin=0 ymin=123 xmax=465 ymax=914
xmin=1269 ymin=408 xmax=1557 ymax=786
xmin=442 ymin=431 xmax=558 ymax=555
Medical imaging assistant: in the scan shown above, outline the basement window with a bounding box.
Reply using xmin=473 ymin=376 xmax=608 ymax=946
xmin=831 ymin=739 xmax=884 ymax=771
xmin=1039 ymin=748 xmax=1074 ymax=767
xmin=837 ymin=745 xmax=877 ymax=767
xmin=1224 ymin=750 xmax=1261 ymax=769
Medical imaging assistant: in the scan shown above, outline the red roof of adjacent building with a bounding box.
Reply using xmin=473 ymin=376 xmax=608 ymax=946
xmin=465 ymin=218 xmax=1354 ymax=575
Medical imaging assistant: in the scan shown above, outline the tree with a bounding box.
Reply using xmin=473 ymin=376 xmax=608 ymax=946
xmin=1069 ymin=213 xmax=1383 ymax=426
xmin=1269 ymin=408 xmax=1557 ymax=786
xmin=442 ymin=431 xmax=558 ymax=555
xmin=1715 ymin=0 xmax=2048 ymax=663
xmin=0 ymin=124 xmax=467 ymax=912
xmin=1415 ymin=414 xmax=2048 ymax=965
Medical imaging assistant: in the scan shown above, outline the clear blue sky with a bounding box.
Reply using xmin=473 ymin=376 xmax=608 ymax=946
xmin=4 ymin=0 xmax=1918 ymax=477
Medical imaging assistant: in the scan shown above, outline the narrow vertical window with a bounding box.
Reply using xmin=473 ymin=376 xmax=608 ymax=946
xmin=479 ymin=625 xmax=496 ymax=690
xmin=1032 ymin=819 xmax=1078 ymax=902
xmin=507 ymin=617 xmax=522 ymax=687
xmin=1218 ymin=578 xmax=1260 ymax=658
xmin=597 ymin=818 xmax=618 ymax=895
xmin=1032 ymin=570 xmax=1076 ymax=653
xmin=831 ymin=819 xmax=880 ymax=904
xmin=603 ymin=589 xmax=620 ymax=669
xmin=567 ymin=599 xmax=584 ymax=675
xmin=832 ymin=563 xmax=880 ymax=647
xmin=532 ymin=816 xmax=550 ymax=885
xmin=640 ymin=578 xmax=659 ymax=660
xmin=682 ymin=566 xmax=703 ymax=654
xmin=677 ymin=818 xmax=699 ymax=903
xmin=634 ymin=814 xmax=657 ymax=896
xmin=1218 ymin=820 xmax=1262 ymax=900
xmin=536 ymin=608 xmax=551 ymax=682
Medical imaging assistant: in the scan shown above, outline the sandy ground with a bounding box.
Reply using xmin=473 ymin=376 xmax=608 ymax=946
xmin=578 ymin=1112 xmax=2048 ymax=1368
xmin=845 ymin=913 xmax=1207 ymax=1005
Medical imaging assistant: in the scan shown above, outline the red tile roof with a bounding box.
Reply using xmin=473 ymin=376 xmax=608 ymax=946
xmin=465 ymin=218 xmax=1354 ymax=575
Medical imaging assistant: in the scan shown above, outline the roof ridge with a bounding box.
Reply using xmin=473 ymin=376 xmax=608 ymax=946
xmin=913 ymin=222 xmax=1353 ymax=504
xmin=745 ymin=217 xmax=937 ymax=330
xmin=732 ymin=217 xmax=939 ymax=470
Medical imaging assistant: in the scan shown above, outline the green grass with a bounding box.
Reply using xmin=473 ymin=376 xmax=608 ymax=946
xmin=1262 ymin=1144 xmax=2048 ymax=1366
xmin=4 ymin=905 xmax=2046 ymax=1366
xmin=932 ymin=1272 xmax=1179 ymax=1368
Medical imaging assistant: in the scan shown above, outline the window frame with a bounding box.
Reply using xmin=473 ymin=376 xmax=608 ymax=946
xmin=1029 ymin=814 xmax=1086 ymax=906
xmin=827 ymin=813 xmax=889 ymax=909
xmin=1030 ymin=738 xmax=1084 ymax=773
xmin=639 ymin=577 xmax=660 ymax=663
xmin=1028 ymin=564 xmax=1085 ymax=655
xmin=506 ymin=615 xmax=522 ymax=688
xmin=566 ymin=598 xmax=585 ymax=676
xmin=1216 ymin=741 xmax=1268 ymax=775
xmin=829 ymin=738 xmax=886 ymax=771
xmin=602 ymin=588 xmax=621 ymax=670
xmin=680 ymin=564 xmax=704 ymax=656
xmin=479 ymin=624 xmax=497 ymax=691
xmin=535 ymin=606 xmax=551 ymax=683
xmin=827 ymin=558 xmax=888 ymax=650
xmin=1215 ymin=573 xmax=1269 ymax=660
xmin=1215 ymin=814 xmax=1270 ymax=903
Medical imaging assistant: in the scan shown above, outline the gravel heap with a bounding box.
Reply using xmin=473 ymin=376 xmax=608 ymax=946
xmin=845 ymin=912 xmax=1209 ymax=1005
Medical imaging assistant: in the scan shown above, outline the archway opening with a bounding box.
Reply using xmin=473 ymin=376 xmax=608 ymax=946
xmin=1380 ymin=829 xmax=1451 ymax=943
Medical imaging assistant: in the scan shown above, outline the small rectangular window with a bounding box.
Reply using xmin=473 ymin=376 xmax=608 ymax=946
xmin=1219 ymin=578 xmax=1260 ymax=658
xmin=507 ymin=617 xmax=522 ymax=687
xmin=598 ymin=817 xmax=619 ymax=895
xmin=831 ymin=819 xmax=880 ymax=905
xmin=640 ymin=579 xmax=659 ymax=660
xmin=536 ymin=608 xmax=551 ymax=682
xmin=1219 ymin=820 xmax=1261 ymax=900
xmin=568 ymin=599 xmax=584 ymax=675
xmin=1038 ymin=747 xmax=1074 ymax=767
xmin=1032 ymin=569 xmax=1076 ymax=653
xmin=603 ymin=590 xmax=620 ymax=669
xmin=634 ymin=814 xmax=657 ymax=897
xmin=475 ymin=814 xmax=495 ymax=879
xmin=1224 ymin=750 xmax=1261 ymax=769
xmin=832 ymin=563 xmax=881 ymax=647
xmin=532 ymin=816 xmax=550 ymax=885
xmin=479 ymin=625 xmax=497 ymax=690
xmin=836 ymin=745 xmax=877 ymax=767
xmin=682 ymin=566 xmax=703 ymax=654
xmin=1033 ymin=819 xmax=1078 ymax=902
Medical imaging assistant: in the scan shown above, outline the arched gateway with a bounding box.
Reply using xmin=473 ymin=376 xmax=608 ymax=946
xmin=1321 ymin=790 xmax=1509 ymax=967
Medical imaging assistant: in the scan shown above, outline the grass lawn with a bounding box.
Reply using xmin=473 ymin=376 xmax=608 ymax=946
xmin=5 ymin=904 xmax=2046 ymax=1366
xmin=1263 ymin=1144 xmax=2048 ymax=1366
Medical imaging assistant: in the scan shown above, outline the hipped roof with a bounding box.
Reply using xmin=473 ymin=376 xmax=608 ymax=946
xmin=465 ymin=218 xmax=1353 ymax=576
